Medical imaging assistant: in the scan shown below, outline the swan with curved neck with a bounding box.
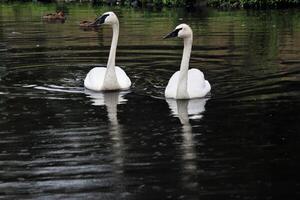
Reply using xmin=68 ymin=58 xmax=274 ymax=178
xmin=164 ymin=24 xmax=211 ymax=99
xmin=84 ymin=12 xmax=131 ymax=91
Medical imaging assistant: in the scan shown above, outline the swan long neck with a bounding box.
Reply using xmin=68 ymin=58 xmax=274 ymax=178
xmin=107 ymin=23 xmax=119 ymax=67
xmin=104 ymin=22 xmax=120 ymax=90
xmin=177 ymin=36 xmax=192 ymax=99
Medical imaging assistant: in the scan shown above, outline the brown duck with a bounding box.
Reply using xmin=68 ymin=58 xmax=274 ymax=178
xmin=79 ymin=17 xmax=100 ymax=31
xmin=42 ymin=11 xmax=66 ymax=21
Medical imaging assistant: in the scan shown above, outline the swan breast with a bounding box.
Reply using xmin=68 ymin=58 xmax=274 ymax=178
xmin=84 ymin=67 xmax=106 ymax=91
xmin=165 ymin=68 xmax=210 ymax=99
xmin=187 ymin=68 xmax=211 ymax=98
xmin=115 ymin=66 xmax=131 ymax=90
xmin=84 ymin=66 xmax=131 ymax=91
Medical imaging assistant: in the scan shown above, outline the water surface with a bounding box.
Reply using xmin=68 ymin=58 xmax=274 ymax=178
xmin=0 ymin=3 xmax=300 ymax=199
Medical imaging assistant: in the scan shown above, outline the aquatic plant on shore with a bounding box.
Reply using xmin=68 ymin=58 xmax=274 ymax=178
xmin=2 ymin=0 xmax=300 ymax=8
xmin=207 ymin=0 xmax=300 ymax=8
xmin=60 ymin=0 xmax=300 ymax=8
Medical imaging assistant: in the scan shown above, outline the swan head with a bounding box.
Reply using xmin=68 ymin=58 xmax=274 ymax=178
xmin=94 ymin=11 xmax=119 ymax=26
xmin=164 ymin=24 xmax=193 ymax=39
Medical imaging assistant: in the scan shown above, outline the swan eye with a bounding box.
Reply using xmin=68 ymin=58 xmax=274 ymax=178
xmin=164 ymin=28 xmax=183 ymax=39
xmin=175 ymin=28 xmax=183 ymax=34
xmin=95 ymin=14 xmax=109 ymax=25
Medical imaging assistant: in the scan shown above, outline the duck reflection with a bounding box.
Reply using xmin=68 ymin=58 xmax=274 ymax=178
xmin=85 ymin=90 xmax=129 ymax=166
xmin=166 ymin=98 xmax=208 ymax=190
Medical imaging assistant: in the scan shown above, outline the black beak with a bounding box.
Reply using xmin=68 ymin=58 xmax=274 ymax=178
xmin=92 ymin=14 xmax=109 ymax=25
xmin=163 ymin=28 xmax=182 ymax=39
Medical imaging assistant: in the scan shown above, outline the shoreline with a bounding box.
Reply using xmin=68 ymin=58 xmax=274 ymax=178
xmin=2 ymin=0 xmax=300 ymax=9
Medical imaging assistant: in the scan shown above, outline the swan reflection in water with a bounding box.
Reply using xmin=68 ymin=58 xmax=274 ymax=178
xmin=85 ymin=90 xmax=129 ymax=166
xmin=166 ymin=98 xmax=208 ymax=190
xmin=166 ymin=98 xmax=208 ymax=125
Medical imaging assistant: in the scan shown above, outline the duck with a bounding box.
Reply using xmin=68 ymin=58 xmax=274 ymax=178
xmin=84 ymin=12 xmax=131 ymax=91
xmin=164 ymin=24 xmax=211 ymax=99
xmin=79 ymin=19 xmax=99 ymax=31
xmin=42 ymin=11 xmax=66 ymax=21
xmin=79 ymin=19 xmax=99 ymax=28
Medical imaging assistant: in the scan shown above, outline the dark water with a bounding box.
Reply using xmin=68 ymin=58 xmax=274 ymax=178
xmin=0 ymin=2 xmax=300 ymax=199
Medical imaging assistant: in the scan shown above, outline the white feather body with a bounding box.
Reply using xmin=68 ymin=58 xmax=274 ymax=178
xmin=84 ymin=66 xmax=131 ymax=91
xmin=165 ymin=68 xmax=210 ymax=99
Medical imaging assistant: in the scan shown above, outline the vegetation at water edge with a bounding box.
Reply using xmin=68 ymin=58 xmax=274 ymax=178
xmin=207 ymin=0 xmax=300 ymax=8
xmin=1 ymin=0 xmax=300 ymax=8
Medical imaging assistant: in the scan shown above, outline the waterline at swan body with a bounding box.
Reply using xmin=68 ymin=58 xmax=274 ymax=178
xmin=165 ymin=69 xmax=211 ymax=99
xmin=84 ymin=12 xmax=131 ymax=91
xmin=164 ymin=24 xmax=211 ymax=99
xmin=84 ymin=66 xmax=131 ymax=91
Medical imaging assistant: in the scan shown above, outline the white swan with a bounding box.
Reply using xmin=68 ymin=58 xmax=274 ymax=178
xmin=164 ymin=24 xmax=211 ymax=99
xmin=84 ymin=12 xmax=131 ymax=91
